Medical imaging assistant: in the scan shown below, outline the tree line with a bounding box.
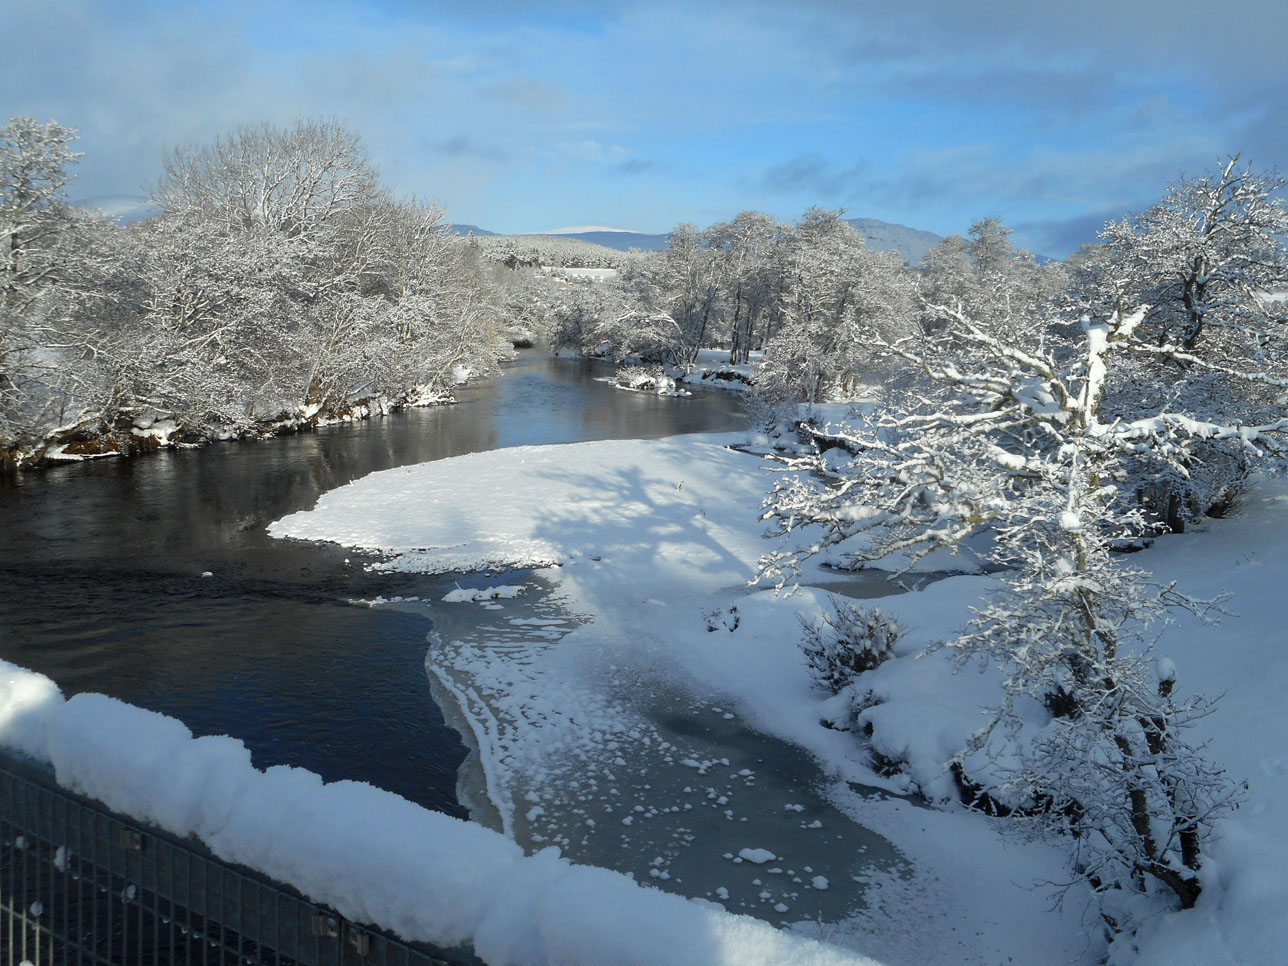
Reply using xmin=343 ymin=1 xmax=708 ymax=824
xmin=1 ymin=116 xmax=514 ymax=467
xmin=554 ymin=162 xmax=1286 ymax=536
xmin=547 ymin=208 xmax=1067 ymax=403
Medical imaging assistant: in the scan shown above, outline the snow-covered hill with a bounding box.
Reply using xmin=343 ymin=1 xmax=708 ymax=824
xmin=449 ymin=223 xmax=499 ymax=237
xmin=555 ymin=229 xmax=670 ymax=251
xmin=844 ymin=218 xmax=944 ymax=265
xmin=456 ymin=217 xmax=945 ymax=260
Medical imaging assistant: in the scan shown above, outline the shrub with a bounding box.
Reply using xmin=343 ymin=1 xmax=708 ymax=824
xmin=800 ymin=600 xmax=903 ymax=693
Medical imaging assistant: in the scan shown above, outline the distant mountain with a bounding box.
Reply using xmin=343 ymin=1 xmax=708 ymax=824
xmin=457 ymin=217 xmax=945 ymax=261
xmin=537 ymin=225 xmax=633 ymax=234
xmin=450 ymin=224 xmax=499 ymax=237
xmin=553 ymin=230 xmax=670 ymax=252
xmin=844 ymin=218 xmax=943 ymax=265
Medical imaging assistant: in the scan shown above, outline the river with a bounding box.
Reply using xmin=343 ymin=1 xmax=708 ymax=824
xmin=0 ymin=350 xmax=747 ymax=817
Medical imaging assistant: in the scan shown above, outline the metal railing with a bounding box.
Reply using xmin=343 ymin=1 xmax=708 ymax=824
xmin=0 ymin=754 xmax=482 ymax=966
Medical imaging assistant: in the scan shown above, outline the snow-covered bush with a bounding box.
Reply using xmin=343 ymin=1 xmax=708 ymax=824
xmin=800 ymin=600 xmax=902 ymax=694
xmin=612 ymin=364 xmax=684 ymax=395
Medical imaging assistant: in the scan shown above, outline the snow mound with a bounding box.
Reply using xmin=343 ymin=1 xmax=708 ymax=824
xmin=269 ymin=435 xmax=764 ymax=584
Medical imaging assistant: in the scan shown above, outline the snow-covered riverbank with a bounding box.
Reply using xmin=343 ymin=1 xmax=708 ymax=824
xmin=269 ymin=424 xmax=1288 ymax=964
xmin=269 ymin=432 xmax=1100 ymax=963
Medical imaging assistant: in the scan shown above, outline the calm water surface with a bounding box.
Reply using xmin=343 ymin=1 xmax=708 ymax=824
xmin=0 ymin=352 xmax=746 ymax=816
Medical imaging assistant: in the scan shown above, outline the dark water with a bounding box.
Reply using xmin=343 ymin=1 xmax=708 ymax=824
xmin=0 ymin=352 xmax=745 ymax=816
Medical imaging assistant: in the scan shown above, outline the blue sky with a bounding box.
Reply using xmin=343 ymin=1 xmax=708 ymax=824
xmin=4 ymin=0 xmax=1285 ymax=256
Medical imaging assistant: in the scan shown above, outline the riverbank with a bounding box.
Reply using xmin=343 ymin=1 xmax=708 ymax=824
xmin=272 ymin=419 xmax=1288 ymax=964
xmin=269 ymin=432 xmax=1099 ymax=964
xmin=2 ymin=384 xmax=460 ymax=471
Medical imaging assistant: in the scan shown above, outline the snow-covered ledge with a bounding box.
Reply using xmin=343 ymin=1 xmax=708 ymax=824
xmin=0 ymin=660 xmax=877 ymax=966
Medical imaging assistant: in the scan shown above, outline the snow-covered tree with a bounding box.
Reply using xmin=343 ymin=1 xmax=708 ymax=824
xmin=547 ymin=281 xmax=626 ymax=357
xmin=147 ymin=119 xmax=376 ymax=416
xmin=592 ymin=309 xmax=687 ymax=366
xmin=146 ymin=119 xmax=507 ymax=422
xmin=760 ymin=292 xmax=1264 ymax=926
xmin=919 ymin=217 xmax=1063 ymax=352
xmin=471 ymin=233 xmax=623 ymax=269
xmin=153 ymin=118 xmax=380 ymax=238
xmin=124 ymin=212 xmax=303 ymax=429
xmin=0 ymin=115 xmax=515 ymax=464
xmin=1095 ymin=157 xmax=1288 ymax=356
xmin=758 ymin=209 xmax=915 ymax=404
xmin=702 ymin=211 xmax=779 ymax=364
xmin=1 ymin=117 xmax=81 ymax=303
xmin=656 ymin=222 xmax=724 ymax=364
xmin=0 ymin=117 xmax=85 ymax=448
xmin=388 ymin=216 xmax=509 ymax=396
xmin=1074 ymin=158 xmax=1288 ymax=528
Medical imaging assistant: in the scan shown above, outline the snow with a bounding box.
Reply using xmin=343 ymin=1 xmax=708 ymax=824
xmin=538 ymin=266 xmax=619 ymax=281
xmin=0 ymin=659 xmax=878 ymax=966
xmin=227 ymin=381 xmax=1288 ymax=965
xmin=1156 ymin=657 xmax=1177 ymax=684
xmin=1116 ymin=476 xmax=1288 ymax=965
xmin=801 ymin=474 xmax=1288 ymax=965
xmin=604 ymin=367 xmax=691 ymax=396
xmin=0 ymin=663 xmax=63 ymax=761
xmin=676 ymin=349 xmax=762 ymax=394
xmin=269 ymin=435 xmax=762 ymax=579
xmin=271 ymin=432 xmax=1096 ymax=963
xmin=443 ymin=585 xmax=525 ymax=603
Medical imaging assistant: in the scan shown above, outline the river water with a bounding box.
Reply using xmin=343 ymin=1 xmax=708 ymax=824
xmin=0 ymin=351 xmax=747 ymax=816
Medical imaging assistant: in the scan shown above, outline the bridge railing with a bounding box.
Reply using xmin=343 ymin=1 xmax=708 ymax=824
xmin=0 ymin=753 xmax=481 ymax=966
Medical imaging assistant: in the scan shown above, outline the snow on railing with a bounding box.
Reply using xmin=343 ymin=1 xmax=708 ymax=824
xmin=0 ymin=661 xmax=878 ymax=966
